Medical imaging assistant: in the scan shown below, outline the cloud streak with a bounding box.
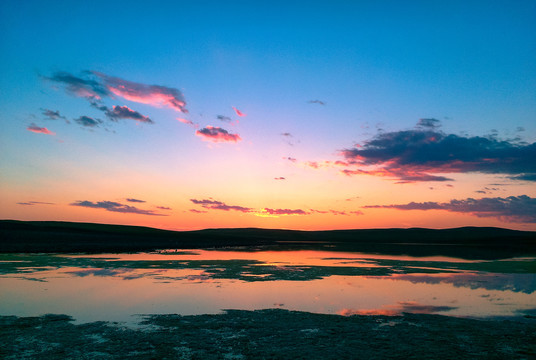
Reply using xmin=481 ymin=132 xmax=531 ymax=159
xmin=47 ymin=70 xmax=187 ymax=114
xmin=195 ymin=126 xmax=241 ymax=143
xmin=27 ymin=124 xmax=55 ymax=135
xmin=232 ymin=106 xmax=246 ymax=117
xmin=340 ymin=120 xmax=536 ymax=182
xmin=190 ymin=198 xmax=365 ymax=218
xmin=364 ymin=195 xmax=536 ymax=223
xmin=17 ymin=201 xmax=55 ymax=206
xmin=94 ymin=72 xmax=187 ymax=113
xmin=71 ymin=200 xmax=166 ymax=216
xmin=190 ymin=199 xmax=252 ymax=213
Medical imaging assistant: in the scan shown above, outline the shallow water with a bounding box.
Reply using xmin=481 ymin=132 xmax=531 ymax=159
xmin=0 ymin=249 xmax=534 ymax=324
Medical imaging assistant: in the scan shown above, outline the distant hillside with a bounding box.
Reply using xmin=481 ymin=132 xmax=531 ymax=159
xmin=1 ymin=220 xmax=535 ymax=259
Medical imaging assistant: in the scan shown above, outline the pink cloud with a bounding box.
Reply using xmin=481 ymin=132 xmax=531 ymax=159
xmin=177 ymin=117 xmax=199 ymax=128
xmin=27 ymin=124 xmax=55 ymax=135
xmin=262 ymin=208 xmax=309 ymax=215
xmin=94 ymin=72 xmax=188 ymax=113
xmin=195 ymin=126 xmax=241 ymax=143
xmin=232 ymin=106 xmax=246 ymax=117
xmin=190 ymin=199 xmax=252 ymax=212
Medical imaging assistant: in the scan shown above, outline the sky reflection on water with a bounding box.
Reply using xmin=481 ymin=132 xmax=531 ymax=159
xmin=0 ymin=250 xmax=534 ymax=324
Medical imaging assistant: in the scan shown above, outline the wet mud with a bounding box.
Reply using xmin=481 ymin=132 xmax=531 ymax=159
xmin=1 ymin=309 xmax=535 ymax=359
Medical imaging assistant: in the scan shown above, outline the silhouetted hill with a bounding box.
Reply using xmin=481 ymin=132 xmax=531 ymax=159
xmin=1 ymin=220 xmax=535 ymax=259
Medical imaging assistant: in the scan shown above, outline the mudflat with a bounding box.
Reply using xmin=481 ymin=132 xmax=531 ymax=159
xmin=1 ymin=309 xmax=535 ymax=359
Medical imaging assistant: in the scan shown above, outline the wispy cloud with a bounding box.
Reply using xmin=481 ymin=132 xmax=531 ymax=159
xmin=190 ymin=198 xmax=363 ymax=218
xmin=216 ymin=115 xmax=232 ymax=122
xmin=363 ymin=195 xmax=536 ymax=223
xmin=307 ymin=99 xmax=325 ymax=105
xmin=126 ymin=198 xmax=146 ymax=203
xmin=105 ymin=105 xmax=153 ymax=123
xmin=27 ymin=123 xmax=55 ymax=135
xmin=45 ymin=71 xmax=109 ymax=99
xmin=262 ymin=208 xmax=308 ymax=215
xmin=189 ymin=209 xmax=208 ymax=213
xmin=94 ymin=72 xmax=187 ymax=113
xmin=17 ymin=201 xmax=55 ymax=206
xmin=74 ymin=116 xmax=102 ymax=127
xmin=41 ymin=109 xmax=67 ymax=121
xmin=71 ymin=200 xmax=166 ymax=216
xmin=190 ymin=199 xmax=252 ymax=212
xmin=340 ymin=120 xmax=536 ymax=182
xmin=195 ymin=126 xmax=241 ymax=143
xmin=46 ymin=70 xmax=187 ymax=114
xmin=415 ymin=118 xmax=441 ymax=130
xmin=156 ymin=206 xmax=172 ymax=210
xmin=232 ymin=106 xmax=246 ymax=117
xmin=176 ymin=117 xmax=198 ymax=128
xmin=274 ymin=177 xmax=286 ymax=180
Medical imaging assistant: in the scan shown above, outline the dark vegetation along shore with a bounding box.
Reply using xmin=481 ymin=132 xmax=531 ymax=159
xmin=1 ymin=220 xmax=535 ymax=259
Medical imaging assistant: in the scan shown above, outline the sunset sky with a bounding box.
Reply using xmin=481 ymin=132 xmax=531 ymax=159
xmin=1 ymin=1 xmax=535 ymax=231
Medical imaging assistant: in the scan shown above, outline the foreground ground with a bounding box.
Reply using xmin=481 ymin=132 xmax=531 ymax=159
xmin=1 ymin=309 xmax=535 ymax=359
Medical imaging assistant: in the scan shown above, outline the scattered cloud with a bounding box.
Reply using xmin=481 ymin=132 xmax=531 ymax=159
xmin=27 ymin=123 xmax=55 ymax=135
xmin=190 ymin=198 xmax=252 ymax=212
xmin=190 ymin=198 xmax=363 ymax=218
xmin=189 ymin=209 xmax=208 ymax=213
xmin=126 ymin=198 xmax=146 ymax=203
xmin=75 ymin=116 xmax=102 ymax=127
xmin=363 ymin=195 xmax=536 ymax=223
xmin=41 ymin=109 xmax=67 ymax=121
xmin=177 ymin=117 xmax=198 ymax=128
xmin=415 ymin=118 xmax=441 ymax=130
xmin=71 ymin=200 xmax=166 ymax=216
xmin=307 ymin=100 xmax=326 ymax=105
xmin=262 ymin=208 xmax=308 ymax=215
xmin=17 ymin=201 xmax=55 ymax=206
xmin=284 ymin=157 xmax=297 ymax=163
xmin=340 ymin=120 xmax=536 ymax=182
xmin=274 ymin=177 xmax=286 ymax=180
xmin=156 ymin=206 xmax=172 ymax=210
xmin=232 ymin=106 xmax=246 ymax=117
xmin=105 ymin=105 xmax=153 ymax=123
xmin=280 ymin=132 xmax=299 ymax=146
xmin=216 ymin=115 xmax=232 ymax=122
xmin=195 ymin=126 xmax=241 ymax=143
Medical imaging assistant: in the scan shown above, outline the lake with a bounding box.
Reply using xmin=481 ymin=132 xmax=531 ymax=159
xmin=1 ymin=249 xmax=535 ymax=324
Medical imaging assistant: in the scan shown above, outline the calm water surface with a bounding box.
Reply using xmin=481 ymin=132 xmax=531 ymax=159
xmin=1 ymin=249 xmax=534 ymax=324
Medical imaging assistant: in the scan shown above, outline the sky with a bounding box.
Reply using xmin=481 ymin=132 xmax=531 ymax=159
xmin=1 ymin=0 xmax=535 ymax=231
